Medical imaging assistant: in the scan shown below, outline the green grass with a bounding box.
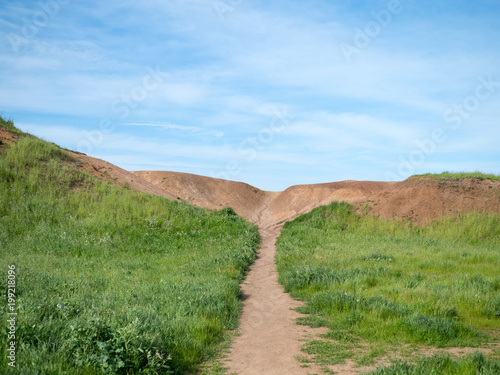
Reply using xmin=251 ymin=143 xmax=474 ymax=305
xmin=0 ymin=116 xmax=22 ymax=135
xmin=276 ymin=201 xmax=500 ymax=369
xmin=365 ymin=352 xmax=500 ymax=374
xmin=413 ymin=171 xmax=500 ymax=182
xmin=0 ymin=119 xmax=260 ymax=374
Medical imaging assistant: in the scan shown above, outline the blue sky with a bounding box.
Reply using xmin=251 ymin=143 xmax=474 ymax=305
xmin=1 ymin=0 xmax=499 ymax=191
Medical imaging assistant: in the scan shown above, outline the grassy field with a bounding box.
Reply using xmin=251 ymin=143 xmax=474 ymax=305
xmin=0 ymin=117 xmax=260 ymax=374
xmin=276 ymin=201 xmax=500 ymax=373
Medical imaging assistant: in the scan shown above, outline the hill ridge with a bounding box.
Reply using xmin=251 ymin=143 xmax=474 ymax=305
xmin=133 ymin=170 xmax=500 ymax=227
xmin=1 ymin=124 xmax=498 ymax=227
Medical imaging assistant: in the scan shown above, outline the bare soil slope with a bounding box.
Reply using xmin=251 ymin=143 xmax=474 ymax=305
xmin=63 ymin=152 xmax=180 ymax=201
xmin=0 ymin=127 xmax=19 ymax=153
xmin=1 ymin=126 xmax=498 ymax=226
xmin=133 ymin=171 xmax=278 ymax=223
xmin=133 ymin=171 xmax=500 ymax=226
xmin=366 ymin=177 xmax=500 ymax=223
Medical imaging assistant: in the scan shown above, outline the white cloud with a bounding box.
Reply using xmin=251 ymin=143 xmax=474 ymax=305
xmin=123 ymin=121 xmax=224 ymax=141
xmin=1 ymin=0 xmax=499 ymax=189
xmin=284 ymin=111 xmax=422 ymax=153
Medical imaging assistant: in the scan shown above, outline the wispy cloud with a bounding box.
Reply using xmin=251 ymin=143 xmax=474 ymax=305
xmin=1 ymin=0 xmax=499 ymax=190
xmin=123 ymin=122 xmax=224 ymax=142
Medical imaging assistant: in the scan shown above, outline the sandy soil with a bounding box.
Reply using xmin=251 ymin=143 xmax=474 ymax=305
xmin=0 ymin=127 xmax=19 ymax=153
xmin=224 ymin=226 xmax=328 ymax=375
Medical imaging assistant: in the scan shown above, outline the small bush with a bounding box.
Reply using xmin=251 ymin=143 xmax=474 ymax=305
xmin=219 ymin=206 xmax=237 ymax=216
xmin=65 ymin=317 xmax=172 ymax=374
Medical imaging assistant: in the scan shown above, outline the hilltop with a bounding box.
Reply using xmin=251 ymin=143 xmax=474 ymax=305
xmin=1 ymin=122 xmax=499 ymax=227
xmin=132 ymin=171 xmax=499 ymax=227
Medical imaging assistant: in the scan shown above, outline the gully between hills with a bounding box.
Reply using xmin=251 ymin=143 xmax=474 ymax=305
xmin=66 ymin=151 xmax=500 ymax=375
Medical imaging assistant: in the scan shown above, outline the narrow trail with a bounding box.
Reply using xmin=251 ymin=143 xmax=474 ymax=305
xmin=125 ymin=170 xmax=500 ymax=374
xmin=225 ymin=201 xmax=326 ymax=375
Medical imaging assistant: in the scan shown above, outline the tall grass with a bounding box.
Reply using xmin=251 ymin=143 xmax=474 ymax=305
xmin=276 ymin=201 xmax=500 ymax=368
xmin=0 ymin=119 xmax=260 ymax=374
xmin=366 ymin=352 xmax=500 ymax=375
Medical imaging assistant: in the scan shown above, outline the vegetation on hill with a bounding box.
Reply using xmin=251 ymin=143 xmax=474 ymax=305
xmin=0 ymin=118 xmax=260 ymax=374
xmin=276 ymin=201 xmax=500 ymax=372
xmin=413 ymin=171 xmax=500 ymax=182
xmin=0 ymin=116 xmax=21 ymax=134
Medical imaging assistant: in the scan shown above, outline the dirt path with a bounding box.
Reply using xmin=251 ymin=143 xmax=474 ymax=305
xmin=224 ymin=223 xmax=325 ymax=375
xmin=125 ymin=169 xmax=500 ymax=374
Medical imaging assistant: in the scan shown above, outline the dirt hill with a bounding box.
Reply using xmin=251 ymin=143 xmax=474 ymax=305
xmin=132 ymin=171 xmax=275 ymax=224
xmin=1 ymin=126 xmax=498 ymax=227
xmin=64 ymin=151 xmax=180 ymax=201
xmin=133 ymin=171 xmax=500 ymax=227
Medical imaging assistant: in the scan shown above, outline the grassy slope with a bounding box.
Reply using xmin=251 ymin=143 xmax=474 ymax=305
xmin=0 ymin=117 xmax=22 ymax=135
xmin=276 ymin=201 xmax=500 ymax=372
xmin=0 ymin=118 xmax=260 ymax=374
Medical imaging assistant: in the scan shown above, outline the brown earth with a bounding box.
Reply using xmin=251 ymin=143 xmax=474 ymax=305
xmin=134 ymin=170 xmax=500 ymax=226
xmin=64 ymin=151 xmax=180 ymax=201
xmin=1 ymin=126 xmax=498 ymax=224
xmin=223 ymin=226 xmax=328 ymax=375
xmin=0 ymin=126 xmax=19 ymax=153
xmin=132 ymin=170 xmax=274 ymax=224
xmin=2 ymin=127 xmax=499 ymax=374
